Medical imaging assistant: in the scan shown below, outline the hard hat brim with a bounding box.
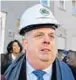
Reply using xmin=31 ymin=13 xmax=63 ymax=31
xmin=19 ymin=24 xmax=58 ymax=35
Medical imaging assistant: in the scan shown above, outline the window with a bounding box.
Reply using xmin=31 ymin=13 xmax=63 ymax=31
xmin=72 ymin=0 xmax=76 ymax=15
xmin=57 ymin=37 xmax=66 ymax=49
xmin=72 ymin=37 xmax=76 ymax=51
xmin=59 ymin=0 xmax=65 ymax=10
xmin=0 ymin=12 xmax=6 ymax=53
xmin=40 ymin=0 xmax=50 ymax=7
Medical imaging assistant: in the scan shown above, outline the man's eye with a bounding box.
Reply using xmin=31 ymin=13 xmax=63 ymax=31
xmin=49 ymin=35 xmax=54 ymax=39
xmin=35 ymin=34 xmax=43 ymax=37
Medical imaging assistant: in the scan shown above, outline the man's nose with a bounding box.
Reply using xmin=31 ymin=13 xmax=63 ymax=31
xmin=42 ymin=36 xmax=50 ymax=44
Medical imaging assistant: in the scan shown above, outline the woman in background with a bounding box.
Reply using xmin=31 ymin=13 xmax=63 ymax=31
xmin=1 ymin=40 xmax=23 ymax=74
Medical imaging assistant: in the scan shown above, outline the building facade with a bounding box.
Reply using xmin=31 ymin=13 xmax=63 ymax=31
xmin=1 ymin=0 xmax=76 ymax=53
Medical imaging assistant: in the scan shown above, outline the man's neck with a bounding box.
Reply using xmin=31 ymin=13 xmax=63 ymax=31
xmin=27 ymin=59 xmax=53 ymax=70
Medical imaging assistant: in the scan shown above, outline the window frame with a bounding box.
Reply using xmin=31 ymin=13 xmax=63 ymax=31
xmin=72 ymin=0 xmax=76 ymax=15
xmin=0 ymin=11 xmax=6 ymax=53
xmin=59 ymin=0 xmax=66 ymax=10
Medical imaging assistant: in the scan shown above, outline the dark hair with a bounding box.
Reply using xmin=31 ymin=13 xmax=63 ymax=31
xmin=7 ymin=40 xmax=23 ymax=54
xmin=68 ymin=50 xmax=76 ymax=58
xmin=7 ymin=41 xmax=13 ymax=53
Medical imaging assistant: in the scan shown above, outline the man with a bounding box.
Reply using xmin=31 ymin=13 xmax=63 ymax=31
xmin=66 ymin=50 xmax=76 ymax=80
xmin=4 ymin=4 xmax=75 ymax=80
xmin=66 ymin=50 xmax=76 ymax=66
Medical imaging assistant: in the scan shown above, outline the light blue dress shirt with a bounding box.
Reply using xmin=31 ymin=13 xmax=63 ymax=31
xmin=26 ymin=61 xmax=52 ymax=80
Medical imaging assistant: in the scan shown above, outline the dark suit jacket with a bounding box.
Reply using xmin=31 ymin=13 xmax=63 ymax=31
xmin=18 ymin=58 xmax=75 ymax=80
xmin=1 ymin=54 xmax=12 ymax=74
xmin=69 ymin=65 xmax=76 ymax=80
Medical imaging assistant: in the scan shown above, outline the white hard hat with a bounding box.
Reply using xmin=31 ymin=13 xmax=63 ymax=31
xmin=19 ymin=4 xmax=60 ymax=35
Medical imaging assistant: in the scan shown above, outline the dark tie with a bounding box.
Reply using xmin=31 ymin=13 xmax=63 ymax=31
xmin=32 ymin=70 xmax=46 ymax=80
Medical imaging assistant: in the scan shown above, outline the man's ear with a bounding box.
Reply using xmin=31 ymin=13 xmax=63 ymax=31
xmin=22 ymin=39 xmax=28 ymax=50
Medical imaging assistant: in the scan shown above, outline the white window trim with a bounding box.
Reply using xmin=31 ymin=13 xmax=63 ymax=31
xmin=72 ymin=37 xmax=76 ymax=51
xmin=57 ymin=36 xmax=66 ymax=50
xmin=40 ymin=0 xmax=50 ymax=7
xmin=0 ymin=12 xmax=6 ymax=54
xmin=72 ymin=0 xmax=76 ymax=15
xmin=59 ymin=0 xmax=65 ymax=10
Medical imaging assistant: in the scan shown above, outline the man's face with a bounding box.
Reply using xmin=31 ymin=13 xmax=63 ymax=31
xmin=23 ymin=27 xmax=57 ymax=68
xmin=67 ymin=53 xmax=76 ymax=66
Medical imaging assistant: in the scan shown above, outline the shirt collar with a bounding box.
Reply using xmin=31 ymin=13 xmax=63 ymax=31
xmin=26 ymin=61 xmax=35 ymax=75
xmin=11 ymin=54 xmax=16 ymax=61
xmin=43 ymin=64 xmax=52 ymax=76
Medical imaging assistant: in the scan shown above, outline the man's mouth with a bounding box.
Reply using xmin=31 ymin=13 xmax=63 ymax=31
xmin=41 ymin=48 xmax=51 ymax=51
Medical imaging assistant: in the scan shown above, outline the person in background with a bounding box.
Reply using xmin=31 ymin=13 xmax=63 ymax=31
xmin=1 ymin=40 xmax=23 ymax=74
xmin=66 ymin=50 xmax=76 ymax=80
xmin=62 ymin=56 xmax=67 ymax=63
xmin=4 ymin=4 xmax=75 ymax=80
xmin=62 ymin=50 xmax=69 ymax=63
xmin=10 ymin=40 xmax=23 ymax=62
